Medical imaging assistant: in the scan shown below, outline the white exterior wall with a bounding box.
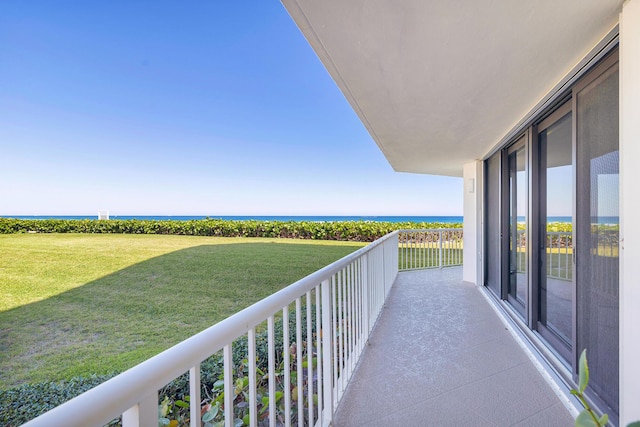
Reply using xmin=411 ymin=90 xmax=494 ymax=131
xmin=620 ymin=0 xmax=640 ymax=424
xmin=463 ymin=161 xmax=483 ymax=285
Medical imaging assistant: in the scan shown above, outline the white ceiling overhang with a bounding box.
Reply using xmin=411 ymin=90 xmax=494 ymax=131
xmin=282 ymin=0 xmax=622 ymax=177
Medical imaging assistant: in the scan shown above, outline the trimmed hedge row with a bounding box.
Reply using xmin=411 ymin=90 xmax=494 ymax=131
xmin=0 ymin=374 xmax=118 ymax=427
xmin=0 ymin=218 xmax=461 ymax=242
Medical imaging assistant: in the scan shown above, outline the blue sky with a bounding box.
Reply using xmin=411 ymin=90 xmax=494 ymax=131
xmin=0 ymin=2 xmax=462 ymax=216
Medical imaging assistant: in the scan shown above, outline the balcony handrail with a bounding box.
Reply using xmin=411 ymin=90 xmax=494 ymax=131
xmin=23 ymin=230 xmax=401 ymax=427
xmin=398 ymin=228 xmax=463 ymax=270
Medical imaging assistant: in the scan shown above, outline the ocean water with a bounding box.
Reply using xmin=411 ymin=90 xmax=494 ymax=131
xmin=1 ymin=215 xmax=464 ymax=223
xmin=4 ymin=215 xmax=618 ymax=224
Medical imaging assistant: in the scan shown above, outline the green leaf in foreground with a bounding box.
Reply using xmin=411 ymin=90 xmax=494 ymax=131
xmin=598 ymin=414 xmax=608 ymax=425
xmin=575 ymin=410 xmax=599 ymax=427
xmin=578 ymin=349 xmax=589 ymax=394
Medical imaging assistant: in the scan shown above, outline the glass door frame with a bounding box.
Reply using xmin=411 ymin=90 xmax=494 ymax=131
xmin=533 ymin=100 xmax=575 ymax=364
xmin=501 ymin=133 xmax=530 ymax=321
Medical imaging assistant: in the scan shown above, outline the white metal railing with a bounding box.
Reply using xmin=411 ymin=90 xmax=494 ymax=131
xmin=398 ymin=229 xmax=463 ymax=270
xmin=23 ymin=231 xmax=400 ymax=427
xmin=511 ymin=230 xmax=574 ymax=281
xmin=546 ymin=231 xmax=572 ymax=281
xmin=515 ymin=229 xmax=526 ymax=275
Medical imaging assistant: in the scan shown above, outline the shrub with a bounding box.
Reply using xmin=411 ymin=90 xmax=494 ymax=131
xmin=0 ymin=374 xmax=117 ymax=427
xmin=0 ymin=218 xmax=462 ymax=242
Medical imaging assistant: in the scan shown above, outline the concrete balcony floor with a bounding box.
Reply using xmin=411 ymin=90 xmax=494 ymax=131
xmin=333 ymin=267 xmax=574 ymax=426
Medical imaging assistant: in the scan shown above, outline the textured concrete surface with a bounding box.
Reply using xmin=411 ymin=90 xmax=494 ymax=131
xmin=333 ymin=267 xmax=574 ymax=427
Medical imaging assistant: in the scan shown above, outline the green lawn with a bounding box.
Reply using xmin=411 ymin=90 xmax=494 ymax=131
xmin=0 ymin=234 xmax=364 ymax=388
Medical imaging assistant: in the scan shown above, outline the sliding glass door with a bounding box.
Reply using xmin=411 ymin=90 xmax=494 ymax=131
xmin=485 ymin=152 xmax=501 ymax=297
xmin=506 ymin=138 xmax=527 ymax=317
xmin=575 ymin=54 xmax=619 ymax=417
xmin=537 ymin=103 xmax=573 ymax=361
xmin=483 ymin=47 xmax=619 ymax=422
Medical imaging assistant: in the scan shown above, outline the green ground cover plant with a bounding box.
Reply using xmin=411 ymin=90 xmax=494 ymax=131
xmin=0 ymin=234 xmax=363 ymax=388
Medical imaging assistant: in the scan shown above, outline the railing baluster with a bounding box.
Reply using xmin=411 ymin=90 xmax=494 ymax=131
xmin=362 ymin=254 xmax=369 ymax=338
xmin=557 ymin=234 xmax=560 ymax=278
xmin=351 ymin=262 xmax=357 ymax=362
xmin=337 ymin=269 xmax=344 ymax=397
xmin=404 ymin=233 xmax=408 ymax=270
xmin=282 ymin=306 xmax=291 ymax=427
xmin=355 ymin=259 xmax=362 ymax=356
xmin=248 ymin=328 xmax=258 ymax=427
xmin=190 ymin=366 xmax=202 ymax=427
xmin=122 ymin=392 xmax=157 ymax=427
xmin=295 ymin=298 xmax=304 ymax=427
xmin=321 ymin=278 xmax=333 ymax=425
xmin=331 ymin=274 xmax=338 ymax=407
xmin=352 ymin=261 xmax=357 ymax=363
xmin=223 ymin=344 xmax=233 ymax=427
xmin=306 ymin=291 xmax=314 ymax=425
xmin=268 ymin=315 xmax=276 ymax=427
xmin=565 ymin=234 xmax=569 ymax=280
xmin=315 ymin=284 xmax=323 ymax=425
xmin=412 ymin=233 xmax=416 ymax=269
xmin=439 ymin=230 xmax=443 ymax=268
xmin=399 ymin=234 xmax=404 ymax=270
xmin=417 ymin=232 xmax=422 ymax=268
xmin=345 ymin=264 xmax=353 ymax=381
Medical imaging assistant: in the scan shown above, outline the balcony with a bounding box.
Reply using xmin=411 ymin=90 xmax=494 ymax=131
xmin=332 ymin=267 xmax=573 ymax=426
xmin=23 ymin=230 xmax=574 ymax=427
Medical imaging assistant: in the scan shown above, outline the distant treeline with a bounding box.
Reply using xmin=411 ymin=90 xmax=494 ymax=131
xmin=0 ymin=218 xmax=462 ymax=242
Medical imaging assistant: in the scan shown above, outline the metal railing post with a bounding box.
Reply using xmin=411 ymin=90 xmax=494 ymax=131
xmin=223 ymin=344 xmax=233 ymax=427
xmin=189 ymin=366 xmax=202 ymax=427
xmin=321 ymin=278 xmax=333 ymax=426
xmin=122 ymin=393 xmax=157 ymax=427
xmin=361 ymin=254 xmax=369 ymax=337
xmin=248 ymin=328 xmax=258 ymax=427
xmin=267 ymin=316 xmax=276 ymax=427
xmin=282 ymin=306 xmax=291 ymax=427
xmin=438 ymin=230 xmax=443 ymax=268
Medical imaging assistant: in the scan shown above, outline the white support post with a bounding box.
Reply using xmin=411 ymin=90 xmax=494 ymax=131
xmin=305 ymin=292 xmax=314 ymax=425
xmin=336 ymin=270 xmax=344 ymax=397
xmin=355 ymin=260 xmax=362 ymax=356
xmin=320 ymin=279 xmax=333 ymax=426
xmin=315 ymin=285 xmax=323 ymax=425
xmin=122 ymin=393 xmax=157 ymax=427
xmin=331 ymin=275 xmax=338 ymax=407
xmin=223 ymin=344 xmax=233 ymax=427
xmin=189 ymin=366 xmax=202 ymax=427
xmin=295 ymin=298 xmax=304 ymax=427
xmin=362 ymin=254 xmax=369 ymax=337
xmin=248 ymin=328 xmax=258 ymax=427
xmin=267 ymin=316 xmax=276 ymax=427
xmin=463 ymin=160 xmax=483 ymax=284
xmin=282 ymin=306 xmax=291 ymax=427
xmin=620 ymin=1 xmax=640 ymax=424
xmin=438 ymin=230 xmax=443 ymax=268
xmin=348 ymin=263 xmax=355 ymax=376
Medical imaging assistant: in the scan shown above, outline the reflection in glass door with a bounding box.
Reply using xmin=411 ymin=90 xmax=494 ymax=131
xmin=507 ymin=138 xmax=527 ymax=317
xmin=538 ymin=108 xmax=573 ymax=360
xmin=575 ymin=57 xmax=619 ymax=417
